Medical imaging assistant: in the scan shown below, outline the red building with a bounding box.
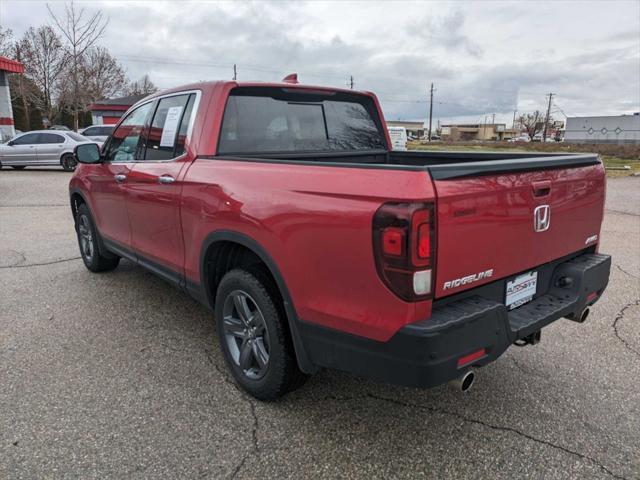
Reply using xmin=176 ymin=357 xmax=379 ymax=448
xmin=0 ymin=56 xmax=25 ymax=140
xmin=88 ymin=94 xmax=146 ymax=125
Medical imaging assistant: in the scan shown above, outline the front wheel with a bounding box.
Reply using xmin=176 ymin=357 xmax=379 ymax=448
xmin=76 ymin=204 xmax=119 ymax=272
xmin=215 ymin=269 xmax=307 ymax=400
xmin=61 ymin=153 xmax=77 ymax=172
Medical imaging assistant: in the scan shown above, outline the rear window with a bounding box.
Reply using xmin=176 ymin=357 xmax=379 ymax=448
xmin=218 ymin=88 xmax=386 ymax=154
xmin=67 ymin=132 xmax=87 ymax=142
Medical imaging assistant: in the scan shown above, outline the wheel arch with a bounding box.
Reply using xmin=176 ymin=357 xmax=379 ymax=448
xmin=200 ymin=230 xmax=317 ymax=373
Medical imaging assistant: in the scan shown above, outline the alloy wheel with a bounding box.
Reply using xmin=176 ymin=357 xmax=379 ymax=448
xmin=78 ymin=214 xmax=94 ymax=262
xmin=222 ymin=290 xmax=270 ymax=380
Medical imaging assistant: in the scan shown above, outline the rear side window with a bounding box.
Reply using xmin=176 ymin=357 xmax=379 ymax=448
xmin=144 ymin=93 xmax=195 ymax=160
xmin=37 ymin=133 xmax=65 ymax=144
xmin=218 ymin=88 xmax=386 ymax=154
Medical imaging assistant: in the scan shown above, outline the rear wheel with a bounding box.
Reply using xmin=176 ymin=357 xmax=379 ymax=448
xmin=76 ymin=204 xmax=120 ymax=272
xmin=215 ymin=269 xmax=307 ymax=400
xmin=11 ymin=166 xmax=26 ymax=170
xmin=61 ymin=153 xmax=77 ymax=172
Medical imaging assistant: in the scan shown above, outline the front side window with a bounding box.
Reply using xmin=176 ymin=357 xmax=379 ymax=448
xmin=12 ymin=133 xmax=39 ymax=145
xmin=144 ymin=93 xmax=194 ymax=160
xmin=105 ymin=102 xmax=153 ymax=162
xmin=218 ymin=88 xmax=386 ymax=154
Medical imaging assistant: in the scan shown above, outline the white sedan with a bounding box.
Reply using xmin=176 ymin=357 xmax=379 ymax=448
xmin=0 ymin=130 xmax=98 ymax=171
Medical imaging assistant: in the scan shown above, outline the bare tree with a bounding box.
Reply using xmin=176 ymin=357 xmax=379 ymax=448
xmin=518 ymin=110 xmax=551 ymax=140
xmin=126 ymin=74 xmax=158 ymax=96
xmin=17 ymin=26 xmax=67 ymax=124
xmin=47 ymin=1 xmax=108 ymax=130
xmin=0 ymin=26 xmax=14 ymax=57
xmin=78 ymin=46 xmax=127 ymax=103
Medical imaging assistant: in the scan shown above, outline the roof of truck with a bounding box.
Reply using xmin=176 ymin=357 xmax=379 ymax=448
xmin=135 ymin=79 xmax=374 ymax=105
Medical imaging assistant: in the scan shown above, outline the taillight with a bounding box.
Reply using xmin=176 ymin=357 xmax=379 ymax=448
xmin=372 ymin=202 xmax=435 ymax=301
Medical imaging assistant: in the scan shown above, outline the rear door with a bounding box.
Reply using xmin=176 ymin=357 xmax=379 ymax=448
xmin=432 ymin=164 xmax=606 ymax=298
xmin=126 ymin=92 xmax=197 ymax=276
xmin=35 ymin=132 xmax=65 ymax=165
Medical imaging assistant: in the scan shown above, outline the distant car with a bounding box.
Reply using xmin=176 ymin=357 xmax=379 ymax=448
xmin=79 ymin=125 xmax=114 ymax=144
xmin=508 ymin=135 xmax=531 ymax=143
xmin=49 ymin=125 xmax=71 ymax=131
xmin=0 ymin=130 xmax=97 ymax=171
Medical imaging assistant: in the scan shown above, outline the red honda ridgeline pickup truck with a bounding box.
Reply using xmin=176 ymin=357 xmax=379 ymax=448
xmin=71 ymin=79 xmax=611 ymax=399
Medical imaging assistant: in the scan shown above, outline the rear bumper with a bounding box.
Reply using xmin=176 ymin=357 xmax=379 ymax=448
xmin=298 ymin=252 xmax=611 ymax=388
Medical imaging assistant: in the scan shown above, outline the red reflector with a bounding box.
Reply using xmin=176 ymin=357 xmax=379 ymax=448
xmin=418 ymin=223 xmax=430 ymax=259
xmin=382 ymin=227 xmax=404 ymax=256
xmin=457 ymin=348 xmax=486 ymax=368
xmin=587 ymin=292 xmax=598 ymax=302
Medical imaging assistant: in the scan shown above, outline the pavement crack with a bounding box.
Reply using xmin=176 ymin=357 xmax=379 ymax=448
xmin=0 ymin=204 xmax=67 ymax=208
xmin=205 ymin=350 xmax=261 ymax=479
xmin=0 ymin=256 xmax=81 ymax=269
xmin=612 ymin=299 xmax=640 ymax=359
xmin=364 ymin=393 xmax=627 ymax=480
xmin=615 ymin=264 xmax=639 ymax=279
xmin=605 ymin=209 xmax=640 ymax=218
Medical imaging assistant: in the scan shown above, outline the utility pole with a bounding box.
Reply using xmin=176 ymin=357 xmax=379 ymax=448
xmin=491 ymin=113 xmax=495 ymax=124
xmin=543 ymin=93 xmax=554 ymax=141
xmin=427 ymin=83 xmax=434 ymax=142
xmin=233 ymin=64 xmax=237 ymax=81
xmin=512 ymin=110 xmax=517 ymax=129
xmin=349 ymin=75 xmax=354 ymax=89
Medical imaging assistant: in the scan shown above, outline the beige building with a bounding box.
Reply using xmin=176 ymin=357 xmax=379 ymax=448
xmin=386 ymin=120 xmax=425 ymax=138
xmin=441 ymin=123 xmax=519 ymax=141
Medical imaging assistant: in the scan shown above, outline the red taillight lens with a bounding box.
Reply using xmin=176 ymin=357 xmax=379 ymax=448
xmin=382 ymin=227 xmax=404 ymax=256
xmin=418 ymin=224 xmax=430 ymax=258
xmin=373 ymin=202 xmax=435 ymax=301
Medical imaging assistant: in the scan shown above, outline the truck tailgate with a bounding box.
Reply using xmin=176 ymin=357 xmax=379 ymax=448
xmin=432 ymin=163 xmax=605 ymax=298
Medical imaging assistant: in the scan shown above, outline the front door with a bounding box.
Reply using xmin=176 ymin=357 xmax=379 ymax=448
xmin=88 ymin=101 xmax=154 ymax=249
xmin=1 ymin=132 xmax=39 ymax=165
xmin=126 ymin=92 xmax=197 ymax=276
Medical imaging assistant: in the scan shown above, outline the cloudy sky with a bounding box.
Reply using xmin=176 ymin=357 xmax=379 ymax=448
xmin=1 ymin=0 xmax=639 ymax=125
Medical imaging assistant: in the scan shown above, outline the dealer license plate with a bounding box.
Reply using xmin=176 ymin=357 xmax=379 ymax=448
xmin=506 ymin=271 xmax=538 ymax=310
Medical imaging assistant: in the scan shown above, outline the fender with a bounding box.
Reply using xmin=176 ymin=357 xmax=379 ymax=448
xmin=199 ymin=230 xmax=317 ymax=374
xmin=68 ymin=187 xmax=115 ymax=259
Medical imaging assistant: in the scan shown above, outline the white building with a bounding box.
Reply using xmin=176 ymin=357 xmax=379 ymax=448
xmin=564 ymin=114 xmax=639 ymax=144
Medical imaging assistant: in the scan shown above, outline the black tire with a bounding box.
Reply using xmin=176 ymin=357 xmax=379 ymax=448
xmin=11 ymin=166 xmax=26 ymax=170
xmin=75 ymin=203 xmax=120 ymax=272
xmin=61 ymin=153 xmax=77 ymax=172
xmin=215 ymin=269 xmax=307 ymax=400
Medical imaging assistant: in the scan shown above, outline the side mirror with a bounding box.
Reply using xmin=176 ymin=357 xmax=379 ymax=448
xmin=75 ymin=143 xmax=102 ymax=164
xmin=7 ymin=140 xmax=15 ymax=146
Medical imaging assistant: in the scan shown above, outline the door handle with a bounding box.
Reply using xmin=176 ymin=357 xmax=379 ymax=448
xmin=158 ymin=175 xmax=175 ymax=184
xmin=114 ymin=174 xmax=127 ymax=183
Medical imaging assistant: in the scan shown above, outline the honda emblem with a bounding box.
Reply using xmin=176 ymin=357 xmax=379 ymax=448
xmin=533 ymin=205 xmax=551 ymax=232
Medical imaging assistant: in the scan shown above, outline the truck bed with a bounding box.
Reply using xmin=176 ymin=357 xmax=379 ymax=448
xmin=218 ymin=149 xmax=600 ymax=180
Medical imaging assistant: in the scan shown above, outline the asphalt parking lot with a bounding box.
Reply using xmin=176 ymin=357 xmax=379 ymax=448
xmin=1 ymin=168 xmax=638 ymax=479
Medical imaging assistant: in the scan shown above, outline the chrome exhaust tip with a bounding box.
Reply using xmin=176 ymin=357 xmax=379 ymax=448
xmin=450 ymin=370 xmax=475 ymax=392
xmin=566 ymin=307 xmax=590 ymax=323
